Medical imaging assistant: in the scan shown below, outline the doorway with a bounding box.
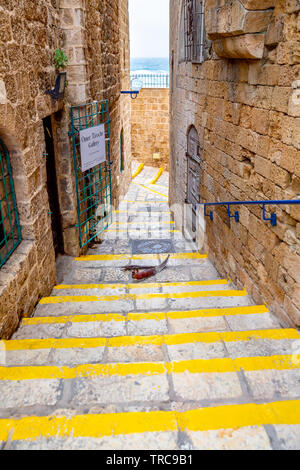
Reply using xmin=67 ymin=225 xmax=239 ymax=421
xmin=186 ymin=125 xmax=201 ymax=241
xmin=43 ymin=116 xmax=64 ymax=257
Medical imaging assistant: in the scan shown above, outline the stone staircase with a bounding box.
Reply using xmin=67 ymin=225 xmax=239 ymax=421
xmin=0 ymin=166 xmax=300 ymax=450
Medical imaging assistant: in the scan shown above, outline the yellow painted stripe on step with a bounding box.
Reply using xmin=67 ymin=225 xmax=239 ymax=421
xmin=178 ymin=400 xmax=300 ymax=433
xmin=108 ymin=329 xmax=300 ymax=348
xmin=23 ymin=313 xmax=126 ymax=325
xmin=1 ymin=400 xmax=300 ymax=441
xmin=171 ymin=355 xmax=300 ymax=374
xmin=6 ymin=328 xmax=298 ymax=352
xmin=0 ymin=410 xmax=178 ymax=441
xmin=4 ymin=337 xmax=107 ymax=351
xmin=39 ymin=289 xmax=247 ymax=304
xmin=75 ymin=252 xmax=208 ymax=261
xmin=162 ymin=328 xmax=300 ymax=346
xmin=22 ymin=305 xmax=269 ymax=326
xmin=133 ymin=182 xmax=168 ymax=199
xmin=1 ymin=355 xmax=299 ymax=381
xmin=132 ymin=163 xmax=144 ymax=179
xmin=54 ymin=279 xmax=228 ymax=291
xmin=167 ymin=305 xmax=269 ymax=319
xmin=150 ymin=168 xmax=163 ymax=185
xmin=0 ymin=362 xmax=167 ymax=381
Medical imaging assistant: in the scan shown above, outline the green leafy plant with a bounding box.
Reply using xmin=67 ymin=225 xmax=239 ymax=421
xmin=53 ymin=49 xmax=69 ymax=72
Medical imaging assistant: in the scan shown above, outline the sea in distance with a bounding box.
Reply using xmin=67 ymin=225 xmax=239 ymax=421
xmin=130 ymin=57 xmax=169 ymax=74
xmin=130 ymin=57 xmax=169 ymax=88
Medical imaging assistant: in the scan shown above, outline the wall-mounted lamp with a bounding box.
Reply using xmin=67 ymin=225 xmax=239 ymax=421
xmin=46 ymin=72 xmax=67 ymax=100
xmin=121 ymin=78 xmax=143 ymax=100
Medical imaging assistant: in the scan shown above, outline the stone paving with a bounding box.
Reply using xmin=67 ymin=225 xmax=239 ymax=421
xmin=0 ymin=166 xmax=300 ymax=450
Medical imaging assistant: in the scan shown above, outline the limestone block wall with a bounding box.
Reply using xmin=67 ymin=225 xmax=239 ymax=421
xmin=170 ymin=0 xmax=300 ymax=326
xmin=0 ymin=0 xmax=131 ymax=338
xmin=131 ymin=88 xmax=170 ymax=171
xmin=0 ymin=1 xmax=63 ymax=338
xmin=85 ymin=0 xmax=132 ymax=208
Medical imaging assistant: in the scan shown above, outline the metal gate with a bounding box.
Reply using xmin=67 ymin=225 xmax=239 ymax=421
xmin=70 ymin=101 xmax=112 ymax=248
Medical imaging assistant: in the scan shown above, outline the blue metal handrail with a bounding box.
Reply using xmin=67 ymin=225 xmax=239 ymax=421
xmin=201 ymin=199 xmax=300 ymax=226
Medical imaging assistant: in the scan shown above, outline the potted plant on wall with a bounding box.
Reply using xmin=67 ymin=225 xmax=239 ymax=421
xmin=46 ymin=49 xmax=69 ymax=100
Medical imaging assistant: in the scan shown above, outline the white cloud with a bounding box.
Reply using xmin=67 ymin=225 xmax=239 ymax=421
xmin=129 ymin=0 xmax=169 ymax=58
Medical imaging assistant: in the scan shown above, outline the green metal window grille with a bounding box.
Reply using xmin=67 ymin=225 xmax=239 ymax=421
xmin=0 ymin=139 xmax=22 ymax=268
xmin=120 ymin=128 xmax=124 ymax=174
xmin=70 ymin=101 xmax=112 ymax=248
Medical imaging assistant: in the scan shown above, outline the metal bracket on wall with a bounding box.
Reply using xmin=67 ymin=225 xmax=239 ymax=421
xmin=203 ymin=199 xmax=300 ymax=227
xmin=262 ymin=204 xmax=277 ymax=227
xmin=228 ymin=205 xmax=239 ymax=223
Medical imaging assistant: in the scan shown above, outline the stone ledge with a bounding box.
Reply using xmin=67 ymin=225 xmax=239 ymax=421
xmin=213 ymin=34 xmax=266 ymax=60
xmin=239 ymin=1 xmax=276 ymax=10
xmin=205 ymin=0 xmax=274 ymax=59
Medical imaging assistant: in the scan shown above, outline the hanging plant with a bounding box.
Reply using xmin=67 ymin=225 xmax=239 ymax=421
xmin=53 ymin=49 xmax=69 ymax=72
xmin=46 ymin=49 xmax=69 ymax=99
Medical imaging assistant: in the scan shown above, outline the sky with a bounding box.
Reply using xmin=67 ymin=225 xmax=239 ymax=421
xmin=129 ymin=0 xmax=169 ymax=58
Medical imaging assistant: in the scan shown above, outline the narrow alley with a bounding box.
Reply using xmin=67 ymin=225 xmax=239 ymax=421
xmin=0 ymin=166 xmax=299 ymax=450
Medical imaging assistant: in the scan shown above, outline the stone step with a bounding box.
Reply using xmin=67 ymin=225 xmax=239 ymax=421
xmin=34 ymin=288 xmax=252 ymax=316
xmin=100 ymin=230 xmax=183 ymax=241
xmin=74 ymin=252 xmax=209 ymax=268
xmin=4 ymin=328 xmax=300 ymax=367
xmin=14 ymin=305 xmax=278 ymax=340
xmin=0 ymin=355 xmax=300 ymax=414
xmin=111 ymin=219 xmax=175 ymax=227
xmin=113 ymin=210 xmax=172 ymax=215
xmin=113 ymin=214 xmax=173 ymax=221
xmin=51 ymin=279 xmax=231 ymax=297
xmin=1 ymin=400 xmax=300 ymax=449
xmin=63 ymin=262 xmax=219 ymax=285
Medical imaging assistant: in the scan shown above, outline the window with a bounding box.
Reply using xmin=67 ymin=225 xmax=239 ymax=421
xmin=120 ymin=128 xmax=124 ymax=174
xmin=0 ymin=139 xmax=21 ymax=268
xmin=184 ymin=0 xmax=206 ymax=63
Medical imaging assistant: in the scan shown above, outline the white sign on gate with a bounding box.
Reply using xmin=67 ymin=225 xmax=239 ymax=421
xmin=80 ymin=124 xmax=106 ymax=172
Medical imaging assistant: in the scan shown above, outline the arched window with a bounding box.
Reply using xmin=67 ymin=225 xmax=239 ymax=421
xmin=120 ymin=128 xmax=124 ymax=174
xmin=0 ymin=138 xmax=21 ymax=268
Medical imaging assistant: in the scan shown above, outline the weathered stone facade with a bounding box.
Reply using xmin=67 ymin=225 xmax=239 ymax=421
xmin=131 ymin=88 xmax=170 ymax=171
xmin=170 ymin=0 xmax=300 ymax=326
xmin=0 ymin=0 xmax=131 ymax=338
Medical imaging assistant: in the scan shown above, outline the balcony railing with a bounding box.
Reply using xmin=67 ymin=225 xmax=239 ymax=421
xmin=130 ymin=73 xmax=169 ymax=89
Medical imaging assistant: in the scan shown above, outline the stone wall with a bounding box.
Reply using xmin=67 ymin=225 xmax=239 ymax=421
xmin=131 ymin=88 xmax=170 ymax=171
xmin=170 ymin=0 xmax=300 ymax=326
xmin=0 ymin=0 xmax=63 ymax=339
xmin=0 ymin=0 xmax=131 ymax=338
xmin=85 ymin=0 xmax=132 ymax=208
